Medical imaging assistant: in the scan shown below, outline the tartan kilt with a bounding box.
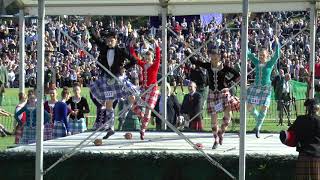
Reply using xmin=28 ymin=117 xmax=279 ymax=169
xmin=247 ymin=85 xmax=272 ymax=106
xmin=90 ymin=75 xmax=140 ymax=101
xmin=207 ymin=89 xmax=240 ymax=114
xmin=53 ymin=121 xmax=67 ymax=138
xmin=44 ymin=123 xmax=53 ymax=141
xmin=69 ymin=118 xmax=87 ymax=134
xmin=189 ymin=117 xmax=203 ymax=131
xmin=15 ymin=124 xmax=24 ymax=144
xmin=295 ymin=153 xmax=320 ymax=180
xmin=137 ymin=86 xmax=160 ymax=108
xmin=19 ymin=126 xmax=36 ymax=144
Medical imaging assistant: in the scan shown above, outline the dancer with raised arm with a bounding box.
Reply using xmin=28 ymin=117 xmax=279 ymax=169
xmin=186 ymin=47 xmax=240 ymax=149
xmin=87 ymin=20 xmax=139 ymax=139
xmin=247 ymin=35 xmax=280 ymax=138
xmin=129 ymin=38 xmax=161 ymax=140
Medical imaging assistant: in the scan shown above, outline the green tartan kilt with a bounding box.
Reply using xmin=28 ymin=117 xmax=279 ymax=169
xmin=247 ymin=85 xmax=272 ymax=106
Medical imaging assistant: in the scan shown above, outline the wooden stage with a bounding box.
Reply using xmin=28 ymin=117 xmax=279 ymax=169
xmin=7 ymin=131 xmax=298 ymax=156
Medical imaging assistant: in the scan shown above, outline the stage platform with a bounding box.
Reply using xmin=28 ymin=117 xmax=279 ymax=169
xmin=7 ymin=131 xmax=298 ymax=156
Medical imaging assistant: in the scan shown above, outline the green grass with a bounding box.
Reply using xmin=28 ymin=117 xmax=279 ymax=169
xmin=0 ymin=87 xmax=306 ymax=150
xmin=0 ymin=136 xmax=15 ymax=151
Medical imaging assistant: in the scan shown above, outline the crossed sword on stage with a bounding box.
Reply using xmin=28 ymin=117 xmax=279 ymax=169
xmin=44 ymin=20 xmax=307 ymax=180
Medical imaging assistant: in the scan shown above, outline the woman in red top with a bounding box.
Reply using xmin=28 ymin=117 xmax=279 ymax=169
xmin=129 ymin=39 xmax=161 ymax=140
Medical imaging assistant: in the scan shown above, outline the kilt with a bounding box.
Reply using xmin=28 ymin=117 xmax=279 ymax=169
xmin=90 ymin=75 xmax=140 ymax=101
xmin=189 ymin=117 xmax=203 ymax=131
xmin=19 ymin=126 xmax=36 ymax=144
xmin=44 ymin=123 xmax=53 ymax=141
xmin=295 ymin=153 xmax=320 ymax=180
xmin=123 ymin=111 xmax=141 ymax=131
xmin=207 ymin=89 xmax=240 ymax=114
xmin=137 ymin=87 xmax=160 ymax=108
xmin=247 ymin=85 xmax=272 ymax=106
xmin=69 ymin=118 xmax=87 ymax=134
xmin=15 ymin=124 xmax=24 ymax=144
xmin=19 ymin=124 xmax=54 ymax=144
xmin=53 ymin=121 xmax=67 ymax=138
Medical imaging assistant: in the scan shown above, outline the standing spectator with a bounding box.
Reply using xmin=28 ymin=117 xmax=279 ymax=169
xmin=189 ymin=63 xmax=208 ymax=109
xmin=0 ymin=61 xmax=7 ymax=106
xmin=14 ymin=92 xmax=27 ymax=144
xmin=14 ymin=94 xmax=50 ymax=144
xmin=7 ymin=69 xmax=15 ymax=88
xmin=66 ymin=83 xmax=90 ymax=134
xmin=285 ymin=99 xmax=320 ymax=179
xmin=181 ymin=81 xmax=203 ymax=131
xmin=154 ymin=83 xmax=181 ymax=130
xmin=53 ymin=100 xmax=70 ymax=138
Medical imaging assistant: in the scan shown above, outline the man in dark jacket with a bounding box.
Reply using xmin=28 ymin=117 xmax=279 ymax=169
xmin=181 ymin=81 xmax=203 ymax=131
xmin=189 ymin=64 xmax=208 ymax=109
xmin=152 ymin=85 xmax=181 ymax=131
xmin=273 ymin=70 xmax=292 ymax=126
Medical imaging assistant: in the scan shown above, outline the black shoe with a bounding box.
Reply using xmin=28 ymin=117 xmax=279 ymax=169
xmin=140 ymin=131 xmax=144 ymax=140
xmin=212 ymin=141 xmax=218 ymax=149
xmin=255 ymin=129 xmax=260 ymax=138
xmin=102 ymin=130 xmax=115 ymax=139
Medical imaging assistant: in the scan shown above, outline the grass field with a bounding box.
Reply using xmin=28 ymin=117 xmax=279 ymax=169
xmin=0 ymin=87 xmax=306 ymax=151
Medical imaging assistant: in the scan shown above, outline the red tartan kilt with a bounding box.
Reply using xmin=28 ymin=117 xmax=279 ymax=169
xmin=295 ymin=153 xmax=320 ymax=180
xmin=207 ymin=89 xmax=240 ymax=113
xmin=189 ymin=117 xmax=203 ymax=131
xmin=138 ymin=87 xmax=160 ymax=108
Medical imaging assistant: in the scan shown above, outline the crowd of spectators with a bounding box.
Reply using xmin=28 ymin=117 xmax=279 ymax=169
xmin=0 ymin=11 xmax=318 ymax=91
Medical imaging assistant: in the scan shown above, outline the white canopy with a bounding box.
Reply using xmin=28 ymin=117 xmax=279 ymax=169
xmin=15 ymin=0 xmax=317 ymax=16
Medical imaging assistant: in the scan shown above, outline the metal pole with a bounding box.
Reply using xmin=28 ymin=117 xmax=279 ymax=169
xmin=309 ymin=2 xmax=316 ymax=99
xmin=36 ymin=0 xmax=45 ymax=180
xmin=19 ymin=9 xmax=25 ymax=93
xmin=161 ymin=2 xmax=168 ymax=130
xmin=239 ymin=0 xmax=249 ymax=179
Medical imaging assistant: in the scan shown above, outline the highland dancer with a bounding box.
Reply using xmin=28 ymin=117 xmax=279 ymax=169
xmin=186 ymin=48 xmax=240 ymax=149
xmin=129 ymin=39 xmax=161 ymax=140
xmin=87 ymin=24 xmax=139 ymax=140
xmin=247 ymin=36 xmax=280 ymax=138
